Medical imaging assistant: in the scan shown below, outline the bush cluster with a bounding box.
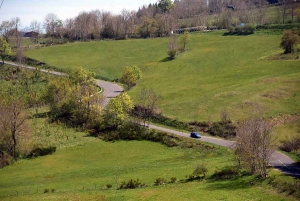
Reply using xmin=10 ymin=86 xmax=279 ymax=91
xmin=98 ymin=122 xmax=215 ymax=150
xmin=268 ymin=177 xmax=300 ymax=199
xmin=280 ymin=136 xmax=300 ymax=152
xmin=119 ymin=179 xmax=145 ymax=189
xmin=256 ymin=24 xmax=300 ymax=30
xmin=26 ymin=145 xmax=56 ymax=158
xmin=208 ymin=121 xmax=236 ymax=138
xmin=189 ymin=120 xmax=236 ymax=138
xmin=154 ymin=178 xmax=167 ymax=186
xmin=279 ymin=136 xmax=300 ymax=161
xmin=150 ymin=114 xmax=190 ymax=131
xmin=0 ymin=151 xmax=13 ymax=168
xmin=211 ymin=166 xmax=240 ymax=180
xmin=134 ymin=112 xmax=237 ymax=138
xmin=186 ymin=164 xmax=208 ymax=181
xmin=44 ymin=188 xmax=55 ymax=193
xmin=224 ymin=25 xmax=255 ymax=35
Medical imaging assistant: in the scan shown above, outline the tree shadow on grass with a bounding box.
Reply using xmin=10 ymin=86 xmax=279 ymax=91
xmin=160 ymin=57 xmax=173 ymax=62
xmin=205 ymin=178 xmax=254 ymax=191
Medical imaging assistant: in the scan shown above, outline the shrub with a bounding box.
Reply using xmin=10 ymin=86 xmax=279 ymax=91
xmin=280 ymin=30 xmax=299 ymax=54
xmin=167 ymin=49 xmax=178 ymax=60
xmin=98 ymin=121 xmax=216 ymax=150
xmin=269 ymin=177 xmax=300 ymax=199
xmin=170 ymin=177 xmax=177 ymax=183
xmin=279 ymin=136 xmax=300 ymax=152
xmin=256 ymin=24 xmax=300 ymax=30
xmin=168 ymin=35 xmax=178 ymax=60
xmin=192 ymin=164 xmax=208 ymax=177
xmin=0 ymin=151 xmax=13 ymax=168
xmin=211 ymin=166 xmax=239 ymax=180
xmin=208 ymin=121 xmax=236 ymax=138
xmin=119 ymin=179 xmax=145 ymax=189
xmin=154 ymin=177 xmax=167 ymax=186
xmin=43 ymin=188 xmax=55 ymax=193
xmin=224 ymin=25 xmax=255 ymax=36
xmin=27 ymin=145 xmax=56 ymax=158
xmin=106 ymin=184 xmax=112 ymax=189
xmin=150 ymin=114 xmax=190 ymax=131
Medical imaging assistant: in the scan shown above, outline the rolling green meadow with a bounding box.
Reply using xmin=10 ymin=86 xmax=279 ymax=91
xmin=1 ymin=31 xmax=299 ymax=200
xmin=0 ymin=126 xmax=295 ymax=200
xmin=25 ymin=31 xmax=300 ymax=122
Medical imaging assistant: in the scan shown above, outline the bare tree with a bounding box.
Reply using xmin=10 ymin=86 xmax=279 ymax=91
xmin=235 ymin=117 xmax=276 ymax=178
xmin=44 ymin=13 xmax=59 ymax=43
xmin=112 ymin=15 xmax=123 ymax=38
xmin=0 ymin=20 xmax=14 ymax=42
xmin=64 ymin=18 xmax=75 ymax=41
xmin=90 ymin=10 xmax=103 ymax=39
xmin=128 ymin=11 xmax=138 ymax=37
xmin=135 ymin=87 xmax=161 ymax=127
xmin=29 ymin=20 xmax=41 ymax=43
xmin=168 ymin=34 xmax=178 ymax=59
xmin=275 ymin=0 xmax=299 ymax=23
xmin=0 ymin=87 xmax=28 ymax=159
xmin=121 ymin=9 xmax=131 ymax=38
xmin=75 ymin=11 xmax=93 ymax=41
xmin=11 ymin=17 xmax=21 ymax=48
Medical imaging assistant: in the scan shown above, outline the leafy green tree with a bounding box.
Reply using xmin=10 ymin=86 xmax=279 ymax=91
xmin=45 ymin=67 xmax=103 ymax=127
xmin=104 ymin=92 xmax=134 ymax=128
xmin=168 ymin=35 xmax=178 ymax=59
xmin=179 ymin=31 xmax=191 ymax=51
xmin=69 ymin=66 xmax=95 ymax=86
xmin=0 ymin=37 xmax=12 ymax=65
xmin=120 ymin=66 xmax=142 ymax=90
xmin=139 ymin=17 xmax=158 ymax=38
xmin=158 ymin=0 xmax=173 ymax=13
xmin=280 ymin=30 xmax=299 ymax=54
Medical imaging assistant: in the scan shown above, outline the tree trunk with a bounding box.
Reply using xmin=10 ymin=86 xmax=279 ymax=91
xmin=11 ymin=125 xmax=17 ymax=158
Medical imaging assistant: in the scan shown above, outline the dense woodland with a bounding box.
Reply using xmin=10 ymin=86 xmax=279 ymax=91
xmin=1 ymin=0 xmax=300 ymax=43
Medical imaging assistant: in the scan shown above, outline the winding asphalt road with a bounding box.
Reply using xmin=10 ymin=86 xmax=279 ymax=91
xmin=4 ymin=61 xmax=300 ymax=178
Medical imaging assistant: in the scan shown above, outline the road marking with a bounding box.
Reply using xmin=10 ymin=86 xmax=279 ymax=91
xmin=277 ymin=159 xmax=288 ymax=168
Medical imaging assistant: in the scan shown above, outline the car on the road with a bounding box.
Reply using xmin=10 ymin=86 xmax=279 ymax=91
xmin=190 ymin=132 xmax=201 ymax=138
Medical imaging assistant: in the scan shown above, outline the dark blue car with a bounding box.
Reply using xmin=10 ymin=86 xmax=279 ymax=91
xmin=190 ymin=132 xmax=201 ymax=138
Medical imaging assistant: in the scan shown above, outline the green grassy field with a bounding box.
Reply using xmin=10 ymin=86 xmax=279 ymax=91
xmin=2 ymin=33 xmax=299 ymax=201
xmin=25 ymin=32 xmax=300 ymax=122
xmin=0 ymin=130 xmax=295 ymax=201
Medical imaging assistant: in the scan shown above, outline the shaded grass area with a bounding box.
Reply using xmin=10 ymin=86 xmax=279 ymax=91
xmin=25 ymin=32 xmax=300 ymax=121
xmin=0 ymin=137 xmax=229 ymax=197
xmin=0 ymin=136 xmax=296 ymax=201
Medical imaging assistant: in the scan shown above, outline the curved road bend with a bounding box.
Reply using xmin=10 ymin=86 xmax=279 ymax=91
xmin=4 ymin=61 xmax=300 ymax=178
xmin=4 ymin=61 xmax=123 ymax=105
xmin=149 ymin=125 xmax=300 ymax=178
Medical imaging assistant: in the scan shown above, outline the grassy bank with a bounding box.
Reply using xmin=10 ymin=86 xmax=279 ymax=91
xmin=0 ymin=134 xmax=296 ymax=201
xmin=25 ymin=32 xmax=300 ymax=122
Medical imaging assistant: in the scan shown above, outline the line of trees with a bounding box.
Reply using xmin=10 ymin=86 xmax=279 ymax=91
xmin=2 ymin=0 xmax=299 ymax=43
